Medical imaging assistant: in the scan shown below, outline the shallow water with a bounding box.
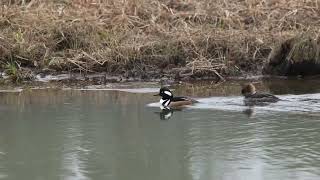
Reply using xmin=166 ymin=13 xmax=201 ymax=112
xmin=1 ymin=80 xmax=320 ymax=180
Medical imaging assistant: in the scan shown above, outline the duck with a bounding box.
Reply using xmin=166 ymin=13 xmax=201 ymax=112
xmin=241 ymin=83 xmax=280 ymax=105
xmin=154 ymin=87 xmax=198 ymax=110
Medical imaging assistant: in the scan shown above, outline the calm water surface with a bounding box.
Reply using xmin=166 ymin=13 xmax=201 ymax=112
xmin=1 ymin=80 xmax=320 ymax=180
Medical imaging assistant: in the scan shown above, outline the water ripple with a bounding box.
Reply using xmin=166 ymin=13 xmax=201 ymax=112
xmin=148 ymin=93 xmax=320 ymax=116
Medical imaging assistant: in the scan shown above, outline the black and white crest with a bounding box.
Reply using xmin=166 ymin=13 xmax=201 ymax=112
xmin=159 ymin=87 xmax=173 ymax=100
xmin=157 ymin=87 xmax=173 ymax=109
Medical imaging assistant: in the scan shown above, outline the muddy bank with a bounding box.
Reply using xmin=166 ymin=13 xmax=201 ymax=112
xmin=0 ymin=65 xmax=227 ymax=86
xmin=0 ymin=66 xmax=315 ymax=88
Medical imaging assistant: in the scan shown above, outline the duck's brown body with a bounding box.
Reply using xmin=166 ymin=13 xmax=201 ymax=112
xmin=168 ymin=97 xmax=197 ymax=109
xmin=241 ymin=83 xmax=280 ymax=106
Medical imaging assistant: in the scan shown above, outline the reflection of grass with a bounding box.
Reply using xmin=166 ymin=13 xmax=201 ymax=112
xmin=0 ymin=0 xmax=319 ymax=78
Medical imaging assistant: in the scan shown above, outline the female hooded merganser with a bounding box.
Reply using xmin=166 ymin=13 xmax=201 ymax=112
xmin=241 ymin=83 xmax=280 ymax=105
xmin=154 ymin=87 xmax=198 ymax=110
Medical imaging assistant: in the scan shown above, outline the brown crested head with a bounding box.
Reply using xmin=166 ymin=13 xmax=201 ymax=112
xmin=241 ymin=83 xmax=256 ymax=96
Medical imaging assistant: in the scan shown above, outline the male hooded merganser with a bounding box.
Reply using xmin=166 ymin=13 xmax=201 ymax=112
xmin=154 ymin=87 xmax=198 ymax=110
xmin=241 ymin=83 xmax=280 ymax=105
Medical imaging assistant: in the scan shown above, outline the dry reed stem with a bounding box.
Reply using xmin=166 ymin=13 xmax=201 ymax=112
xmin=0 ymin=0 xmax=319 ymax=79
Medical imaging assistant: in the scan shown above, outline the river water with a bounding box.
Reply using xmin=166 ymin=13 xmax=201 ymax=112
xmin=0 ymin=80 xmax=320 ymax=180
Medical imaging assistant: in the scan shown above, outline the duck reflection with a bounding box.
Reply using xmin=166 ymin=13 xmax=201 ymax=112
xmin=159 ymin=109 xmax=174 ymax=120
xmin=242 ymin=107 xmax=256 ymax=118
xmin=155 ymin=109 xmax=183 ymax=120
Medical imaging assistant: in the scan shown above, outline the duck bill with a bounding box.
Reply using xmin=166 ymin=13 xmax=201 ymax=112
xmin=153 ymin=93 xmax=160 ymax=96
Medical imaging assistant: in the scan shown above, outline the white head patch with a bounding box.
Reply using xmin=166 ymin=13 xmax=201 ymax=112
xmin=164 ymin=90 xmax=172 ymax=96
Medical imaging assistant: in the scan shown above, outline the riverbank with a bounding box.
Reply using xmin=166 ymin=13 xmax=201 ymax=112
xmin=0 ymin=0 xmax=319 ymax=84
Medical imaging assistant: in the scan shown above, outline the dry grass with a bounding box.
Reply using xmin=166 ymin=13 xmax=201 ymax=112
xmin=0 ymin=0 xmax=319 ymax=81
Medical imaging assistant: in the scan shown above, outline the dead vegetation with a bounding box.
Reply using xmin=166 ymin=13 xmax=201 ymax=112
xmin=0 ymin=0 xmax=319 ymax=82
xmin=263 ymin=34 xmax=320 ymax=76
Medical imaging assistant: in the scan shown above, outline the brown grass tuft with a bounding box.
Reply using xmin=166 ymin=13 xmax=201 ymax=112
xmin=0 ymin=0 xmax=319 ymax=80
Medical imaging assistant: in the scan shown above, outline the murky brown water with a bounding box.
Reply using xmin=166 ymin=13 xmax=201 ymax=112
xmin=1 ymin=79 xmax=320 ymax=180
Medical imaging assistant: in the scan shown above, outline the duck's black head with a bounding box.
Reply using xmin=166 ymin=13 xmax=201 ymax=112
xmin=154 ymin=87 xmax=173 ymax=100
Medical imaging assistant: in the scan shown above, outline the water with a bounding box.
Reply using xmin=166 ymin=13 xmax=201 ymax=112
xmin=1 ymin=80 xmax=320 ymax=180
